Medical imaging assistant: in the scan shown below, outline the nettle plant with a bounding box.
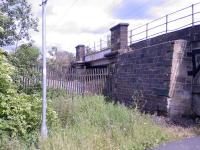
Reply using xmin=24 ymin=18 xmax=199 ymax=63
xmin=0 ymin=49 xmax=57 ymax=141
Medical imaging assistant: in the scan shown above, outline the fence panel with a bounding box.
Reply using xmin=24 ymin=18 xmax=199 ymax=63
xmin=21 ymin=67 xmax=111 ymax=96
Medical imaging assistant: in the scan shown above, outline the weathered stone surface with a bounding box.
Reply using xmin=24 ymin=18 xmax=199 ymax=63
xmin=130 ymin=25 xmax=200 ymax=50
xmin=193 ymin=94 xmax=200 ymax=116
xmin=110 ymin=40 xmax=195 ymax=117
xmin=110 ymin=23 xmax=129 ymax=51
xmin=168 ymin=40 xmax=193 ymax=117
xmin=76 ymin=45 xmax=85 ymax=62
xmin=74 ymin=24 xmax=200 ymax=118
xmin=111 ymin=41 xmax=174 ymax=114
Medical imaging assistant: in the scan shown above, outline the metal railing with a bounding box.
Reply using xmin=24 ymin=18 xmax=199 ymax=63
xmin=22 ymin=67 xmax=111 ymax=95
xmin=129 ymin=2 xmax=200 ymax=44
xmin=86 ymin=34 xmax=111 ymax=54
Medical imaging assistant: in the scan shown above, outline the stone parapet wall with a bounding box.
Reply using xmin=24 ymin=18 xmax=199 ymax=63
xmin=130 ymin=25 xmax=200 ymax=50
xmin=112 ymin=40 xmax=193 ymax=117
xmin=113 ymin=41 xmax=174 ymax=115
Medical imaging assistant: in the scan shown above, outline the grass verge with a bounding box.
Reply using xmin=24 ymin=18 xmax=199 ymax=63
xmin=2 ymin=92 xmax=199 ymax=150
xmin=40 ymin=95 xmax=172 ymax=150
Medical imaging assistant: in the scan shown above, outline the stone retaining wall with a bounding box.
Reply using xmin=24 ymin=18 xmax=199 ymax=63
xmin=112 ymin=40 xmax=193 ymax=117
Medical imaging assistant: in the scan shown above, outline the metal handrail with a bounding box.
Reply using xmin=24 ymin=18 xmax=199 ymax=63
xmin=86 ymin=33 xmax=111 ymax=52
xmin=129 ymin=2 xmax=200 ymax=44
xmin=147 ymin=23 xmax=166 ymax=32
xmin=168 ymin=14 xmax=192 ymax=24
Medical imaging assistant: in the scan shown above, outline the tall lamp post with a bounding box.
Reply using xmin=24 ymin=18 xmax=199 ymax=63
xmin=41 ymin=0 xmax=48 ymax=139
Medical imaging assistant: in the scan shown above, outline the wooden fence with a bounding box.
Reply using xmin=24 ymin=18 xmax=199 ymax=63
xmin=21 ymin=67 xmax=112 ymax=95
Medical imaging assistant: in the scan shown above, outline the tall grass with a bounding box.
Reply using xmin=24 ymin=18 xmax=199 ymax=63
xmin=0 ymin=92 xmax=173 ymax=150
xmin=40 ymin=95 xmax=171 ymax=150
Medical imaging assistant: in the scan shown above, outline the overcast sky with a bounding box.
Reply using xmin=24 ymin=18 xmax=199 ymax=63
xmin=28 ymin=0 xmax=200 ymax=53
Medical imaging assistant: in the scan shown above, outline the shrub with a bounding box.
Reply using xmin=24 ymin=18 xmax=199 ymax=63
xmin=0 ymin=49 xmax=58 ymax=143
xmin=0 ymin=93 xmax=57 ymax=139
xmin=8 ymin=44 xmax=41 ymax=94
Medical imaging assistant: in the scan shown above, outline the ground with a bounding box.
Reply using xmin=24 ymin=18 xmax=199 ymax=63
xmin=153 ymin=136 xmax=200 ymax=150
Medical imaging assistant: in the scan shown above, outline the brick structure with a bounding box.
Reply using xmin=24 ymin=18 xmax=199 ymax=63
xmin=110 ymin=40 xmax=193 ymax=117
xmin=110 ymin=23 xmax=129 ymax=52
xmin=191 ymin=41 xmax=200 ymax=116
xmin=75 ymin=45 xmax=86 ymax=69
xmin=76 ymin=45 xmax=85 ymax=62
xmin=74 ymin=23 xmax=200 ymax=118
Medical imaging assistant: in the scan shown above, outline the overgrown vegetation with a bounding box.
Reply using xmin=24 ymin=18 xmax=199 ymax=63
xmin=42 ymin=95 xmax=172 ymax=150
xmin=0 ymin=60 xmax=199 ymax=150
xmin=9 ymin=44 xmax=41 ymax=94
xmin=1 ymin=87 xmax=175 ymax=150
xmin=1 ymin=1 xmax=199 ymax=149
xmin=0 ymin=49 xmax=57 ymax=145
xmin=0 ymin=48 xmax=199 ymax=149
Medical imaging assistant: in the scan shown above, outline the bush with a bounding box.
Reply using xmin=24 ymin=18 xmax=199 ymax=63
xmin=0 ymin=49 xmax=58 ymax=143
xmin=8 ymin=44 xmax=41 ymax=94
xmin=0 ymin=93 xmax=57 ymax=139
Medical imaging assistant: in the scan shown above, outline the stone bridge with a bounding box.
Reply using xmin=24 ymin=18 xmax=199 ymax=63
xmin=73 ymin=23 xmax=200 ymax=119
xmin=74 ymin=23 xmax=129 ymax=68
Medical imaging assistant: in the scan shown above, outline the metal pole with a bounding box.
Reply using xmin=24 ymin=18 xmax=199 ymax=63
xmin=100 ymin=39 xmax=102 ymax=51
xmin=146 ymin=23 xmax=148 ymax=39
xmin=166 ymin=15 xmax=168 ymax=33
xmin=192 ymin=4 xmax=194 ymax=26
xmin=94 ymin=42 xmax=96 ymax=51
xmin=41 ymin=0 xmax=48 ymax=139
xmin=130 ymin=30 xmax=132 ymax=45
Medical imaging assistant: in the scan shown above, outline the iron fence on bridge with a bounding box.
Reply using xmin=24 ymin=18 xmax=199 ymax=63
xmin=86 ymin=34 xmax=111 ymax=54
xmin=129 ymin=2 xmax=200 ymax=44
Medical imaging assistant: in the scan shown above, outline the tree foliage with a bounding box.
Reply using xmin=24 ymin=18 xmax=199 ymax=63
xmin=0 ymin=48 xmax=57 ymax=142
xmin=12 ymin=44 xmax=40 ymax=68
xmin=0 ymin=0 xmax=38 ymax=46
xmin=48 ymin=46 xmax=75 ymax=69
xmin=0 ymin=12 xmax=8 ymax=33
xmin=9 ymin=44 xmax=41 ymax=93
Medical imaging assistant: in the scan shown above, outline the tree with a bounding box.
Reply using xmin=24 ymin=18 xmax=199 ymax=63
xmin=12 ymin=43 xmax=40 ymax=68
xmin=0 ymin=11 xmax=13 ymax=41
xmin=85 ymin=46 xmax=96 ymax=55
xmin=10 ymin=44 xmax=41 ymax=93
xmin=0 ymin=12 xmax=6 ymax=33
xmin=0 ymin=0 xmax=38 ymax=47
xmin=48 ymin=46 xmax=75 ymax=69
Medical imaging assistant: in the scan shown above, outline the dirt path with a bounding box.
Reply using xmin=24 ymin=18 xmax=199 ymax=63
xmin=153 ymin=136 xmax=200 ymax=150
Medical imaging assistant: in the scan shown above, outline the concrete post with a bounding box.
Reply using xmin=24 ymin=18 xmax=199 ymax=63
xmin=110 ymin=23 xmax=129 ymax=51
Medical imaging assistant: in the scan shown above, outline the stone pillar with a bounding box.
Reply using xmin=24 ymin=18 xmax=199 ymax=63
xmin=76 ymin=45 xmax=85 ymax=62
xmin=168 ymin=40 xmax=193 ymax=118
xmin=110 ymin=23 xmax=129 ymax=51
xmin=75 ymin=45 xmax=85 ymax=69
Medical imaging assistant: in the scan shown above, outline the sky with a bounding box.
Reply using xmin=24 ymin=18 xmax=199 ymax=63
xmin=28 ymin=0 xmax=200 ymax=53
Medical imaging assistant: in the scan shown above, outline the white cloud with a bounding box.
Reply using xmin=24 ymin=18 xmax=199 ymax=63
xmin=28 ymin=0 xmax=200 ymax=53
xmin=150 ymin=0 xmax=200 ymax=16
xmin=128 ymin=0 xmax=200 ymax=43
xmin=28 ymin=0 xmax=122 ymax=53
